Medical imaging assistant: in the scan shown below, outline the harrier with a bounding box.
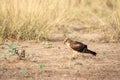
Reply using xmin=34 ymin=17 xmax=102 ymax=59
xmin=64 ymin=38 xmax=96 ymax=58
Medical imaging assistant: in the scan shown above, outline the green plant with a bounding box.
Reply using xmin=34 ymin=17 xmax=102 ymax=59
xmin=6 ymin=43 xmax=19 ymax=53
xmin=19 ymin=70 xmax=27 ymax=76
xmin=0 ymin=42 xmax=20 ymax=60
xmin=102 ymin=52 xmax=107 ymax=58
xmin=74 ymin=62 xmax=83 ymax=66
xmin=0 ymin=56 xmax=7 ymax=60
xmin=38 ymin=63 xmax=45 ymax=70
xmin=0 ymin=46 xmax=5 ymax=49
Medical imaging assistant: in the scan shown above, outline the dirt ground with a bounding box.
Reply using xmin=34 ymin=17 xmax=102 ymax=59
xmin=0 ymin=40 xmax=120 ymax=80
xmin=0 ymin=23 xmax=120 ymax=80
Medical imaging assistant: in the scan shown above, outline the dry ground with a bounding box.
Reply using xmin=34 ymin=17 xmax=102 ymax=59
xmin=0 ymin=41 xmax=120 ymax=80
xmin=0 ymin=1 xmax=120 ymax=80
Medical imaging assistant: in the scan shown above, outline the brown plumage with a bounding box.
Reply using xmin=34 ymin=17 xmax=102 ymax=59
xmin=64 ymin=38 xmax=96 ymax=56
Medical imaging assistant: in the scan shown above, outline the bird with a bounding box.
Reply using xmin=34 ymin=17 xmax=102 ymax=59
xmin=64 ymin=38 xmax=96 ymax=58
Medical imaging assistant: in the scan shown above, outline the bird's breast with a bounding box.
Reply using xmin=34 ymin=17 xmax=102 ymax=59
xmin=66 ymin=42 xmax=71 ymax=48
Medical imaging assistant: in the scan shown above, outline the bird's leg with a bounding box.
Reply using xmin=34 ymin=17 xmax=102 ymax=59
xmin=71 ymin=50 xmax=78 ymax=60
xmin=68 ymin=49 xmax=75 ymax=67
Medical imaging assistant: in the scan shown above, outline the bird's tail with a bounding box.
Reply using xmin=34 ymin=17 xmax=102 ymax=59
xmin=83 ymin=48 xmax=96 ymax=56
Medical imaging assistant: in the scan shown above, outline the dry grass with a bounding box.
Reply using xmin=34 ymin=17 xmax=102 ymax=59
xmin=0 ymin=0 xmax=120 ymax=42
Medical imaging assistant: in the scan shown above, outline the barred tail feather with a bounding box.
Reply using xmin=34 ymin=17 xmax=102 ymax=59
xmin=83 ymin=48 xmax=96 ymax=56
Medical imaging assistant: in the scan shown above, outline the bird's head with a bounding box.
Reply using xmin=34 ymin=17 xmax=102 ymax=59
xmin=63 ymin=38 xmax=72 ymax=44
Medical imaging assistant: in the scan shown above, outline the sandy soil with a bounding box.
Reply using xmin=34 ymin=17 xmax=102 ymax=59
xmin=0 ymin=41 xmax=120 ymax=80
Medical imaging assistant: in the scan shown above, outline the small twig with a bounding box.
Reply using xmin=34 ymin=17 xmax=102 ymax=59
xmin=14 ymin=48 xmax=26 ymax=60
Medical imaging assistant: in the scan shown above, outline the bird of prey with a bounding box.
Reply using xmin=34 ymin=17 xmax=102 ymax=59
xmin=64 ymin=38 xmax=96 ymax=58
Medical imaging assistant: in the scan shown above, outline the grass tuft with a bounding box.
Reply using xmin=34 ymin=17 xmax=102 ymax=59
xmin=0 ymin=0 xmax=120 ymax=42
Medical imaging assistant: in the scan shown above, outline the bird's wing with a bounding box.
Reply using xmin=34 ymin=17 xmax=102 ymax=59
xmin=70 ymin=41 xmax=85 ymax=51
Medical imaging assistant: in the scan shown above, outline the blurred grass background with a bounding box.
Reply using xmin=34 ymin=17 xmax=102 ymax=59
xmin=0 ymin=0 xmax=120 ymax=43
